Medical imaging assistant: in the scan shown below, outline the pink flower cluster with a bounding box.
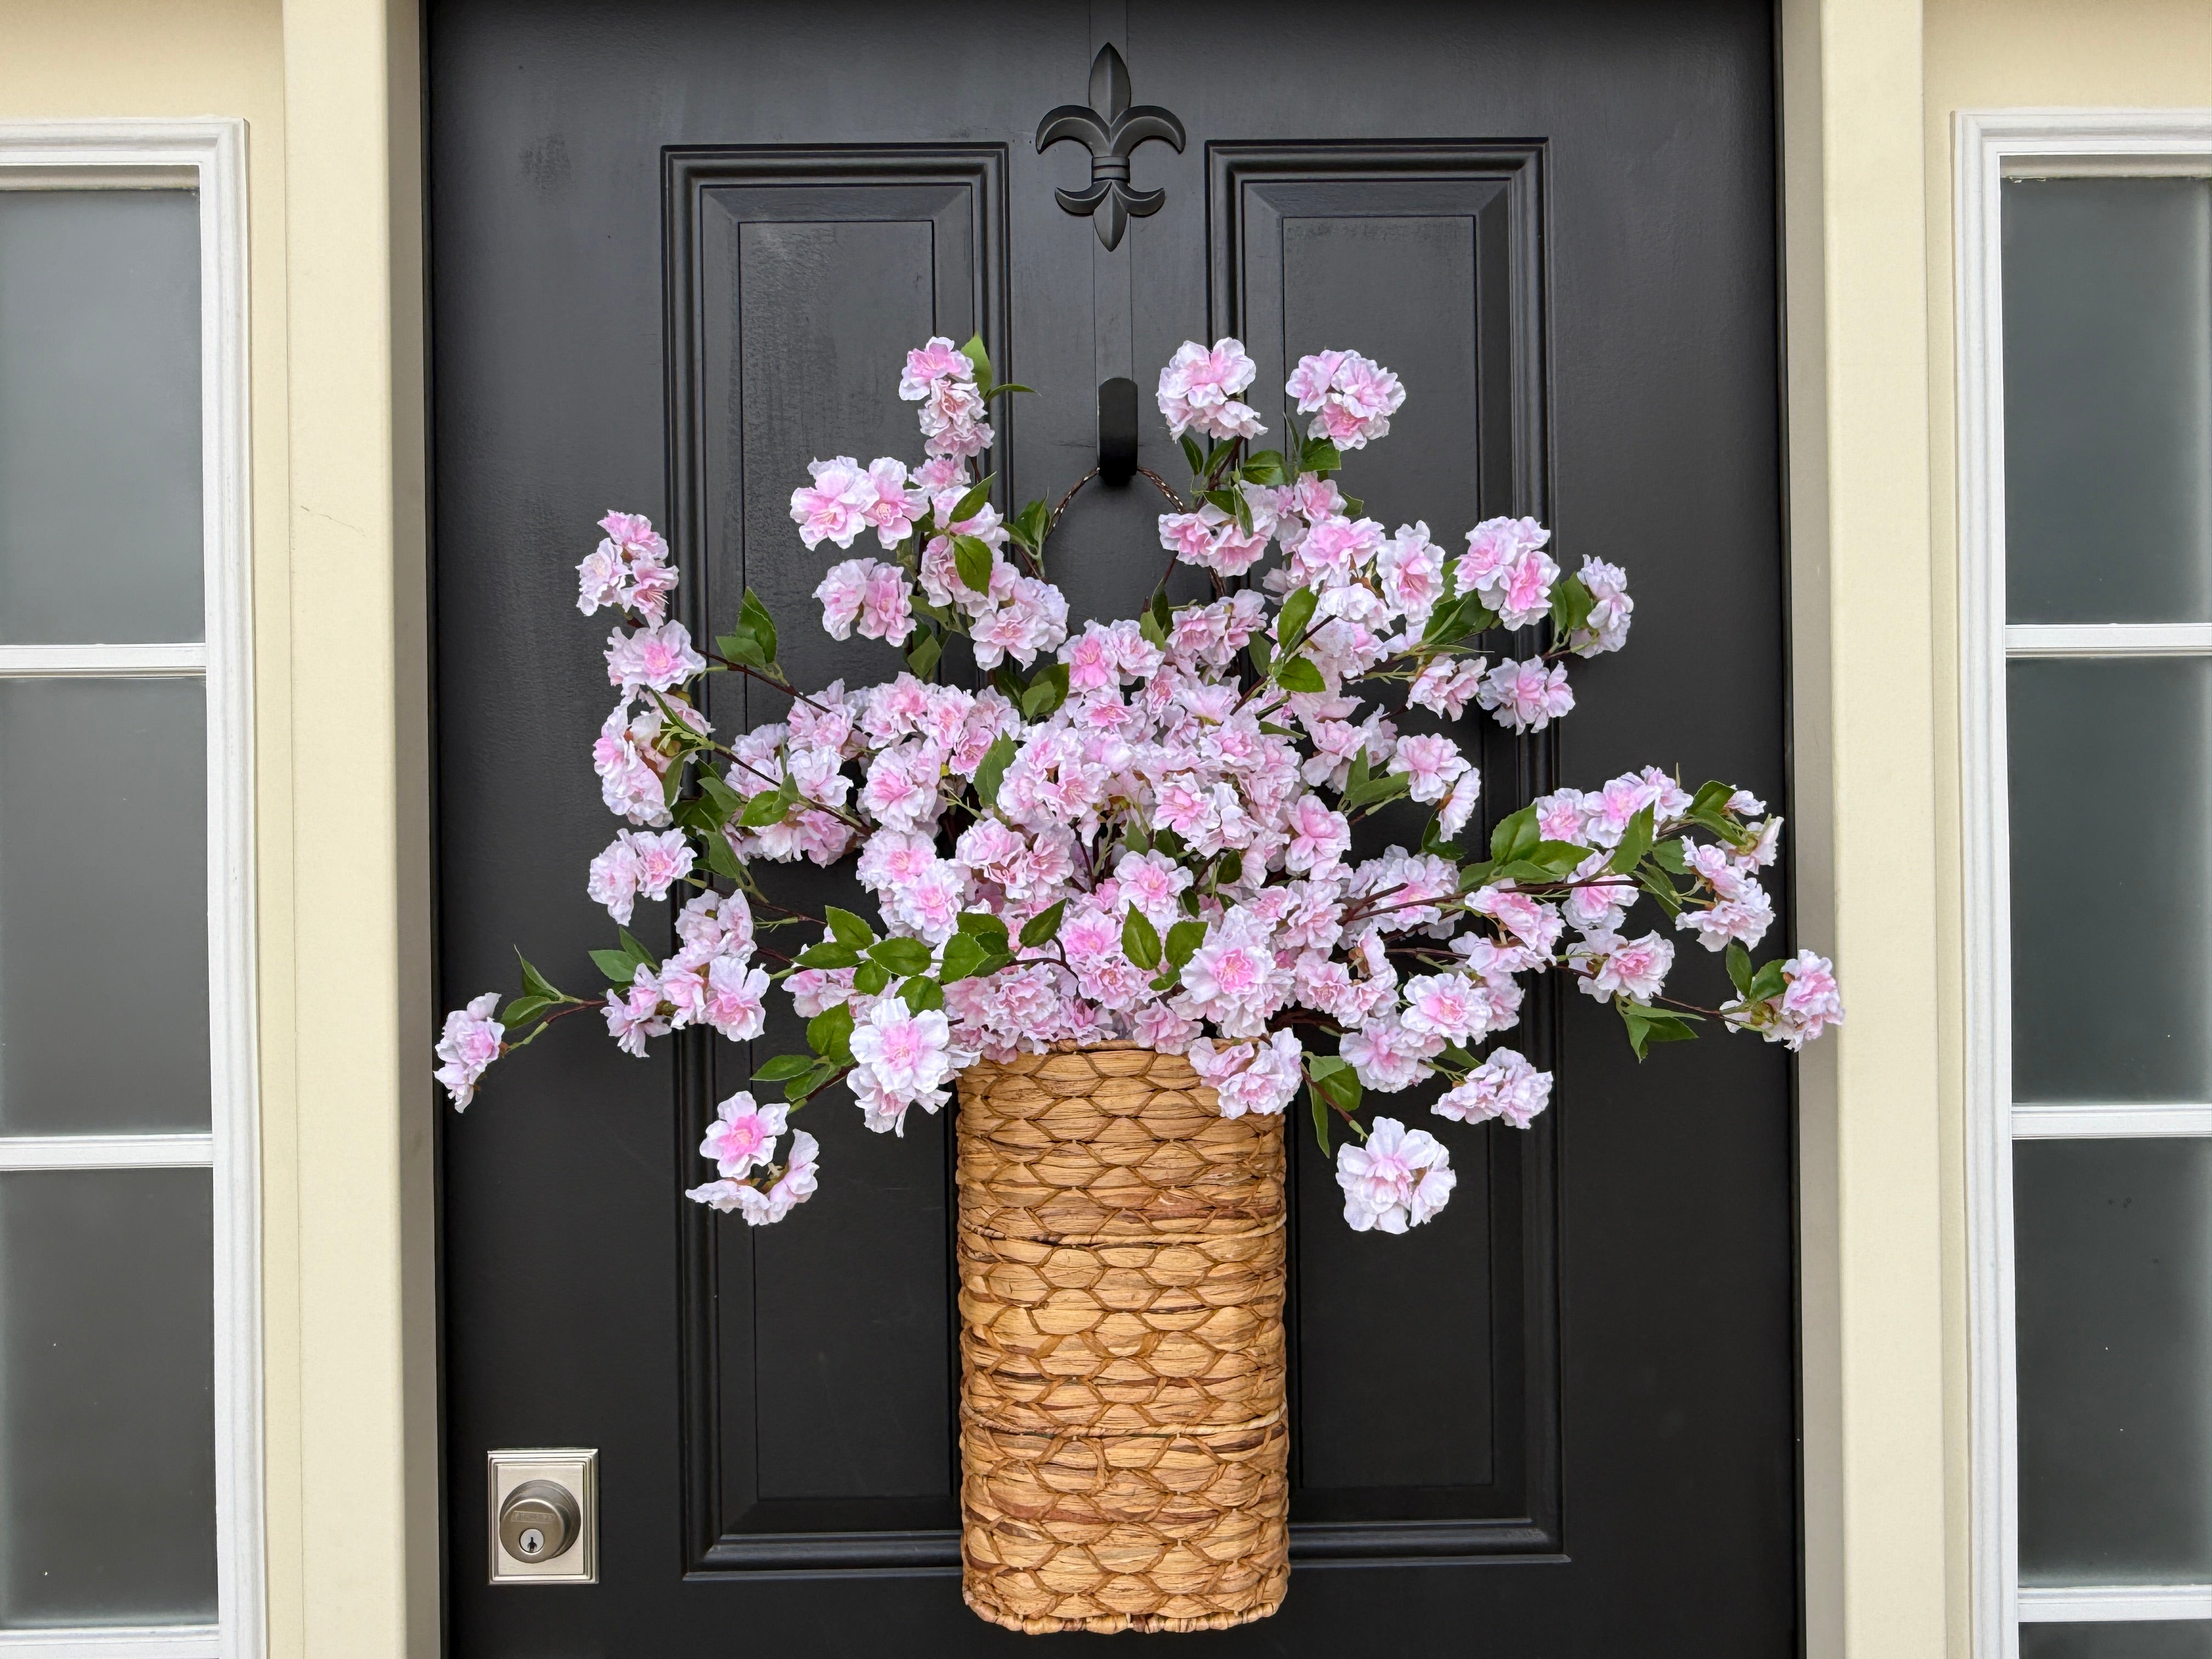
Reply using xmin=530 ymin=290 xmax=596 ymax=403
xmin=577 ymin=511 xmax=678 ymax=626
xmin=687 ymin=1090 xmax=819 ymax=1225
xmin=1157 ymin=337 xmax=1262 ymax=442
xmin=1287 ymin=349 xmax=1406 ymax=450
xmin=438 ymin=335 xmax=1842 ymax=1239
xmin=603 ymin=889 xmax=769 ymax=1056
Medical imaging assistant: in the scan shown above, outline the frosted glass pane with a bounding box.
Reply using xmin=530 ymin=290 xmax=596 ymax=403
xmin=0 ymin=678 xmax=209 ymax=1132
xmin=2004 ymin=177 xmax=2212 ymax=623
xmin=0 ymin=1169 xmax=215 ymax=1626
xmin=0 ymin=190 xmax=202 ymax=644
xmin=2017 ymin=1138 xmax=2212 ymax=1584
xmin=2010 ymin=658 xmax=2212 ymax=1102
xmin=2024 ymin=1623 xmax=2212 ymax=1659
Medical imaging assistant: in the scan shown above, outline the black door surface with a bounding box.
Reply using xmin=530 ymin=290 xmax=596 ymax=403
xmin=430 ymin=2 xmax=1794 ymax=1650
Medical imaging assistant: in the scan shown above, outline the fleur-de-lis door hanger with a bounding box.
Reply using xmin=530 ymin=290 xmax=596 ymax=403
xmin=1035 ymin=44 xmax=1187 ymax=251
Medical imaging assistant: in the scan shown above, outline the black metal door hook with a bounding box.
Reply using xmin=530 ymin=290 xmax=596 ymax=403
xmin=1098 ymin=377 xmax=1138 ymax=484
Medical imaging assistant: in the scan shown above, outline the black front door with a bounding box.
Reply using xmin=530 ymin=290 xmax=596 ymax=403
xmin=430 ymin=3 xmax=1795 ymax=1649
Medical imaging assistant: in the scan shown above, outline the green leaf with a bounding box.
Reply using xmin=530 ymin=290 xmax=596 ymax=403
xmin=1310 ymin=1085 xmax=1333 ymax=1155
xmin=1420 ymin=594 xmax=1469 ymax=645
xmin=808 ymin=1002 xmax=855 ymax=1065
xmin=1022 ymin=663 xmax=1070 ymax=719
xmin=718 ymin=626 xmax=767 ymax=668
xmin=906 ymin=629 xmax=943 ymax=679
xmin=1012 ymin=499 xmax=1051 ymax=551
xmin=1153 ymin=826 xmax=1187 ymax=859
xmin=1609 ymin=805 xmax=1656 ymax=875
xmin=697 ymin=771 xmax=743 ymax=814
xmin=900 ymin=977 xmax=945 ymax=1013
xmin=591 ymin=948 xmax=639 ymax=984
xmin=959 ymin=332 xmax=992 ymax=388
xmin=1726 ymin=943 xmax=1753 ymax=997
xmin=852 ymin=961 xmax=891 ymax=996
xmin=702 ymin=832 xmax=743 ymax=881
xmin=1277 ymin=584 xmax=1318 ymax=645
xmin=1746 ymin=959 xmax=1788 ymax=1004
xmin=740 ymin=788 xmax=789 ymax=828
xmin=1636 ymin=868 xmax=1685 ymax=917
xmin=739 ymin=587 xmax=779 ymax=665
xmin=1341 ymin=770 xmax=1412 ymax=815
xmin=972 ymin=735 xmax=1017 ymax=806
xmin=1138 ymin=604 xmax=1168 ymax=648
xmin=938 ymin=932 xmax=989 ymax=984
xmin=1690 ymin=780 xmax=1735 ymax=817
xmin=1246 ymin=631 xmax=1274 ymax=674
xmin=516 ymin=952 xmax=564 ymax=1004
xmin=957 ymin=910 xmax=1011 ymax=944
xmin=1650 ymin=837 xmax=1689 ymax=873
xmin=1275 ymin=656 xmax=1325 ymax=694
xmin=795 ymin=941 xmax=861 ymax=969
xmin=952 ymin=533 xmax=995 ymax=593
xmin=1528 ymin=839 xmax=1591 ymax=874
xmin=868 ymin=936 xmax=934 ymax=978
xmin=1019 ymin=899 xmax=1066 ymax=949
xmin=1490 ymin=805 xmax=1539 ymax=865
xmin=1240 ymin=448 xmax=1288 ymax=486
xmin=1215 ymin=849 xmax=1244 ymax=885
xmin=617 ymin=928 xmax=652 ymax=964
xmin=1180 ymin=433 xmax=1206 ymax=476
xmin=1548 ymin=571 xmax=1596 ymax=640
xmin=1164 ymin=918 xmax=1206 ymax=968
xmin=752 ymin=1053 xmax=816 ymax=1084
xmin=1300 ymin=435 xmax=1343 ymax=473
xmin=1122 ymin=907 xmax=1162 ymax=970
xmin=1312 ymin=1063 xmax=1363 ymax=1111
xmin=1618 ymin=1001 xmax=1704 ymax=1061
xmin=502 ymin=994 xmax=555 ymax=1026
xmin=824 ymin=906 xmax=875 ymax=949
xmin=983 ymin=382 xmax=1035 ymax=400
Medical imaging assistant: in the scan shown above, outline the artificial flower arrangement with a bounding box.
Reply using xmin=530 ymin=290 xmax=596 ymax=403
xmin=436 ymin=334 xmax=1841 ymax=1235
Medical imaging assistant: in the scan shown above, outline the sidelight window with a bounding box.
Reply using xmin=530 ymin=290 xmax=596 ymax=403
xmin=0 ymin=125 xmax=256 ymax=1659
xmin=1961 ymin=113 xmax=2212 ymax=1659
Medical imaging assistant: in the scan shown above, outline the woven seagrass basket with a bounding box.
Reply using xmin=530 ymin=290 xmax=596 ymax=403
xmin=954 ymin=1041 xmax=1290 ymax=1634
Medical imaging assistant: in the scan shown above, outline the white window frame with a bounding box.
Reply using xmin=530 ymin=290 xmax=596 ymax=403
xmin=1959 ymin=108 xmax=2212 ymax=1659
xmin=0 ymin=122 xmax=258 ymax=1659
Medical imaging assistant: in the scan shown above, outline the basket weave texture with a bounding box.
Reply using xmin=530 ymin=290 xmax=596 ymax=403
xmin=955 ymin=1042 xmax=1290 ymax=1634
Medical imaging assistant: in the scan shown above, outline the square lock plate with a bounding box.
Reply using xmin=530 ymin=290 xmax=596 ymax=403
xmin=487 ymin=1448 xmax=597 ymax=1584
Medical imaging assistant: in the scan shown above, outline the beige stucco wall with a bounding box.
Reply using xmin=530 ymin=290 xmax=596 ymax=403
xmin=1921 ymin=5 xmax=2212 ymax=1657
xmin=0 ymin=1 xmax=313 ymax=1651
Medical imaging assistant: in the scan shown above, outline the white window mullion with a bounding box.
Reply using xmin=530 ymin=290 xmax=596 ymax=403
xmin=0 ymin=643 xmax=207 ymax=677
xmin=2005 ymin=623 xmax=2212 ymax=657
xmin=0 ymin=1627 xmax=221 ymax=1659
xmin=2020 ymin=1584 xmax=2212 ymax=1622
xmin=2012 ymin=1104 xmax=2212 ymax=1138
xmin=0 ymin=1134 xmax=216 ymax=1171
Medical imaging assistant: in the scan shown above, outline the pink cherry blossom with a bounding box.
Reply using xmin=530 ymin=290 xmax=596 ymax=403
xmin=604 ymin=967 xmax=672 ymax=1058
xmin=1573 ymin=930 xmax=1675 ymax=1002
xmin=848 ymin=999 xmax=955 ymax=1100
xmin=1469 ymin=884 xmax=1565 ymax=954
xmin=1389 ymin=733 xmax=1470 ymax=804
xmin=700 ymin=1091 xmax=788 ymax=1177
xmin=1675 ymin=881 xmax=1776 ymax=951
xmin=790 ymin=455 xmax=872 ymax=550
xmin=1475 ymin=656 xmax=1575 ymax=733
xmin=855 ymin=458 xmax=927 ymax=548
xmin=1458 ymin=517 xmax=1549 ymax=589
xmin=605 ymin=622 xmax=706 ymax=693
xmin=1434 ymin=1049 xmax=1552 ymax=1128
xmin=1769 ymin=951 xmax=1844 ymax=1048
xmin=703 ymin=958 xmax=769 ymax=1040
xmin=1189 ymin=1030 xmax=1304 ymax=1118
xmin=434 ymin=992 xmax=504 ymax=1109
xmin=1571 ymin=556 xmax=1634 ymax=655
xmin=1398 ymin=973 xmax=1498 ymax=1045
xmin=1340 ymin=1018 xmax=1440 ymax=1093
xmin=1408 ymin=657 xmax=1488 ymax=720
xmin=1336 ymin=1116 xmax=1454 ymax=1232
xmin=1158 ymin=337 xmax=1263 ymax=442
xmin=1288 ymin=350 xmax=1404 ymax=450
xmin=899 ymin=336 xmax=973 ymax=398
xmin=1483 ymin=546 xmax=1559 ymax=630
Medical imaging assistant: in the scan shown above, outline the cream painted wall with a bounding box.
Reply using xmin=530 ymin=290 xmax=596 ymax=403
xmin=1921 ymin=5 xmax=2212 ymax=1657
xmin=0 ymin=3 xmax=310 ymax=1652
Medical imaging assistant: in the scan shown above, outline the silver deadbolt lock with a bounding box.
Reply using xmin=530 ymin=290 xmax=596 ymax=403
xmin=498 ymin=1479 xmax=580 ymax=1564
